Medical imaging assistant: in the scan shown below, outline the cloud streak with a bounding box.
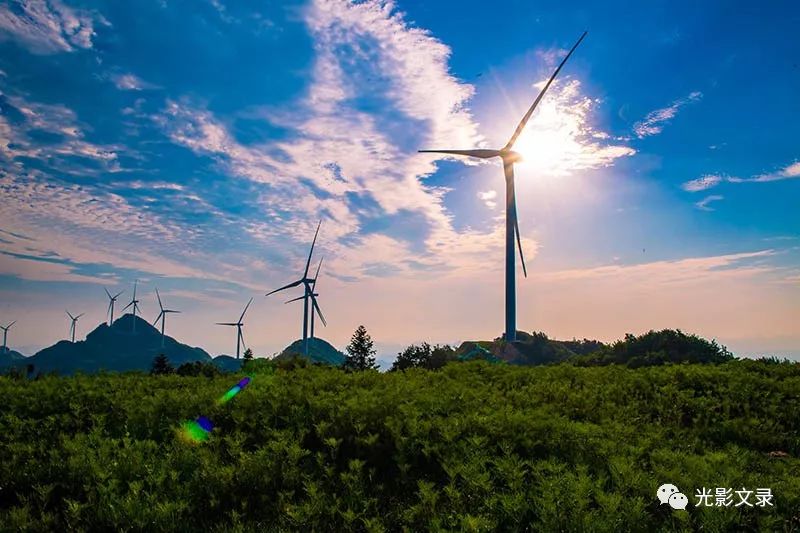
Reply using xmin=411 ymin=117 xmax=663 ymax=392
xmin=633 ymin=91 xmax=702 ymax=138
xmin=0 ymin=0 xmax=105 ymax=54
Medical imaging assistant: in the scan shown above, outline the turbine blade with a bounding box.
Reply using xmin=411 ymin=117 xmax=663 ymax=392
xmin=155 ymin=287 xmax=163 ymax=311
xmin=266 ymin=279 xmax=303 ymax=296
xmin=284 ymin=295 xmax=305 ymax=304
xmin=107 ymin=300 xmax=113 ymax=316
xmin=239 ymin=297 xmax=253 ymax=322
xmin=66 ymin=310 xmax=74 ymax=320
xmin=239 ymin=328 xmax=246 ymax=351
xmin=76 ymin=313 xmax=84 ymax=319
xmin=304 ymin=220 xmax=322 ymax=278
xmin=121 ymin=301 xmax=134 ymax=311
xmin=7 ymin=321 xmax=16 ymax=329
xmin=105 ymin=287 xmax=112 ymax=299
xmin=216 ymin=322 xmax=238 ymax=326
xmin=418 ymin=149 xmax=501 ymax=159
xmin=513 ymin=203 xmax=528 ymax=278
xmin=503 ymin=31 xmax=587 ymax=151
xmin=153 ymin=311 xmax=163 ymax=325
xmin=113 ymin=290 xmax=124 ymax=299
xmin=311 ymin=296 xmax=327 ymax=327
xmin=504 ymin=162 xmax=528 ymax=278
xmin=311 ymin=257 xmax=323 ymax=291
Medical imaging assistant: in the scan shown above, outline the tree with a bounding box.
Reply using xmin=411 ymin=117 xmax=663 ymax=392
xmin=344 ymin=325 xmax=378 ymax=371
xmin=392 ymin=343 xmax=455 ymax=371
xmin=151 ymin=353 xmax=174 ymax=375
xmin=243 ymin=348 xmax=254 ymax=362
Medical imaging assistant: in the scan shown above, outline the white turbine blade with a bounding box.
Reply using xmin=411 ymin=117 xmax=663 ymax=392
xmin=239 ymin=328 xmax=246 ymax=351
xmin=239 ymin=297 xmax=253 ymax=322
xmin=418 ymin=149 xmax=501 ymax=159
xmin=7 ymin=321 xmax=16 ymax=329
xmin=504 ymin=163 xmax=527 ymax=278
xmin=76 ymin=313 xmax=84 ymax=320
xmin=311 ymin=296 xmax=327 ymax=327
xmin=503 ymin=31 xmax=587 ymax=151
xmin=304 ymin=220 xmax=322 ymax=278
xmin=66 ymin=310 xmax=74 ymax=320
xmin=113 ymin=290 xmax=124 ymax=299
xmin=105 ymin=287 xmax=113 ymax=300
xmin=266 ymin=279 xmax=303 ymax=296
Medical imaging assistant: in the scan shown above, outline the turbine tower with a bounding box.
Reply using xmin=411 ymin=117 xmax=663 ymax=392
xmin=216 ymin=298 xmax=253 ymax=359
xmin=121 ymin=280 xmax=142 ymax=333
xmin=105 ymin=288 xmax=124 ymax=326
xmin=66 ymin=310 xmax=84 ymax=343
xmin=285 ymin=257 xmax=326 ymax=342
xmin=1 ymin=321 xmax=15 ymax=354
xmin=267 ymin=221 xmax=326 ymax=357
xmin=419 ymin=31 xmax=587 ymax=343
xmin=153 ymin=288 xmax=180 ymax=348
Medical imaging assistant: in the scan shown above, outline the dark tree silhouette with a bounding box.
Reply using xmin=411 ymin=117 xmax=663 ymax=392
xmin=344 ymin=325 xmax=378 ymax=371
xmin=392 ymin=343 xmax=455 ymax=371
xmin=151 ymin=353 xmax=174 ymax=375
xmin=243 ymin=348 xmax=254 ymax=362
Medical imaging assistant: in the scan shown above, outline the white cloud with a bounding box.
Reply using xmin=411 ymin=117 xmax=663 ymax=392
xmin=729 ymin=161 xmax=800 ymax=183
xmin=111 ymin=73 xmax=159 ymax=91
xmin=477 ymin=189 xmax=497 ymax=209
xmin=633 ymin=91 xmax=702 ymax=138
xmin=695 ymin=194 xmax=723 ymax=211
xmin=682 ymin=174 xmax=724 ymax=192
xmin=0 ymin=0 xmax=105 ymax=54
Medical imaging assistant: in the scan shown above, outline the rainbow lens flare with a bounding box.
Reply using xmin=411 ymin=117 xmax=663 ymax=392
xmin=180 ymin=376 xmax=252 ymax=443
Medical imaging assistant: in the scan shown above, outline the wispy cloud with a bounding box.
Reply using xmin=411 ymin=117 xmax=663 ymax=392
xmin=695 ymin=194 xmax=723 ymax=211
xmin=111 ymin=73 xmax=159 ymax=91
xmin=683 ymin=160 xmax=800 ymax=192
xmin=633 ymin=91 xmax=702 ymax=138
xmin=682 ymin=174 xmax=725 ymax=192
xmin=0 ymin=0 xmax=107 ymax=54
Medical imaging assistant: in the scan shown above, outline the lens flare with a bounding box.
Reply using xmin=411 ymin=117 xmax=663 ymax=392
xmin=180 ymin=376 xmax=252 ymax=443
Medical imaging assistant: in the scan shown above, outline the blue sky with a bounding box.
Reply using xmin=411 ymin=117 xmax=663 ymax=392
xmin=0 ymin=0 xmax=798 ymax=364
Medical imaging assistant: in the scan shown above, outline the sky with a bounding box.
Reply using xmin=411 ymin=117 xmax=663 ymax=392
xmin=0 ymin=0 xmax=798 ymax=366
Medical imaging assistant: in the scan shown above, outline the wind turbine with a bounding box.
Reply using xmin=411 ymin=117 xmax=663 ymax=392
xmin=267 ymin=221 xmax=327 ymax=357
xmin=66 ymin=310 xmax=84 ymax=343
xmin=105 ymin=288 xmax=124 ymax=325
xmin=1 ymin=321 xmax=15 ymax=353
xmin=419 ymin=31 xmax=587 ymax=343
xmin=121 ymin=280 xmax=142 ymax=333
xmin=285 ymin=257 xmax=326 ymax=342
xmin=216 ymin=298 xmax=253 ymax=359
xmin=153 ymin=288 xmax=180 ymax=348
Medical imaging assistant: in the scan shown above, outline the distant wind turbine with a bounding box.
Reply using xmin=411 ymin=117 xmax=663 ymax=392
xmin=121 ymin=280 xmax=142 ymax=333
xmin=66 ymin=310 xmax=84 ymax=343
xmin=285 ymin=257 xmax=326 ymax=341
xmin=419 ymin=31 xmax=587 ymax=343
xmin=153 ymin=288 xmax=180 ymax=348
xmin=105 ymin=288 xmax=124 ymax=325
xmin=1 ymin=321 xmax=15 ymax=354
xmin=267 ymin=221 xmax=327 ymax=357
xmin=216 ymin=298 xmax=253 ymax=359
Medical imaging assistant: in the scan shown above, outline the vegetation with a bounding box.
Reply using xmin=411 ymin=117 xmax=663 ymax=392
xmin=150 ymin=353 xmax=174 ymax=375
xmin=1 ymin=359 xmax=798 ymax=531
xmin=343 ymin=325 xmax=378 ymax=371
xmin=391 ymin=343 xmax=456 ymax=371
xmin=243 ymin=348 xmax=254 ymax=362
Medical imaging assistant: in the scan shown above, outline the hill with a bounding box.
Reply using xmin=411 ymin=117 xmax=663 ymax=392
xmin=211 ymin=355 xmax=243 ymax=372
xmin=275 ymin=337 xmax=345 ymax=366
xmin=455 ymin=329 xmax=732 ymax=367
xmin=0 ymin=349 xmax=27 ymax=370
xmin=17 ymin=314 xmax=212 ymax=374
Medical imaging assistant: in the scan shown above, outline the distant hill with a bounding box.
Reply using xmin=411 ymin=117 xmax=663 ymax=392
xmin=275 ymin=338 xmax=345 ymax=366
xmin=14 ymin=314 xmax=212 ymax=375
xmin=212 ymin=355 xmax=243 ymax=372
xmin=454 ymin=329 xmax=733 ymax=368
xmin=0 ymin=349 xmax=27 ymax=369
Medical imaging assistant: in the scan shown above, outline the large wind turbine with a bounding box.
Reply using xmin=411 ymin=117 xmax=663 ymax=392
xmin=1 ymin=321 xmax=15 ymax=353
xmin=216 ymin=298 xmax=253 ymax=359
xmin=66 ymin=310 xmax=84 ymax=343
xmin=285 ymin=257 xmax=326 ymax=342
xmin=121 ymin=280 xmax=142 ymax=333
xmin=419 ymin=31 xmax=587 ymax=343
xmin=153 ymin=288 xmax=180 ymax=348
xmin=267 ymin=221 xmax=326 ymax=357
xmin=105 ymin=288 xmax=124 ymax=325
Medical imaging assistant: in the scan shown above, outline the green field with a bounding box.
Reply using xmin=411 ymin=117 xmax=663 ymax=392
xmin=1 ymin=361 xmax=798 ymax=532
